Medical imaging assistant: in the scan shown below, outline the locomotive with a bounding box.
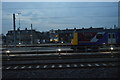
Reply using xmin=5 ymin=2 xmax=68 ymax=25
xmin=71 ymin=28 xmax=120 ymax=51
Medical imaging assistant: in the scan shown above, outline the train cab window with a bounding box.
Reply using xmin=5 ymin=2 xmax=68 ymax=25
xmin=108 ymin=33 xmax=115 ymax=38
xmin=109 ymin=34 xmax=111 ymax=38
xmin=96 ymin=34 xmax=103 ymax=39
xmin=112 ymin=33 xmax=115 ymax=38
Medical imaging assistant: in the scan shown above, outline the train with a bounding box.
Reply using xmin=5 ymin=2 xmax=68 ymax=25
xmin=71 ymin=28 xmax=120 ymax=51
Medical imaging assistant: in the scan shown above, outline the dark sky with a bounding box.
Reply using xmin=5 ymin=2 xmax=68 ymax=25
xmin=2 ymin=2 xmax=118 ymax=34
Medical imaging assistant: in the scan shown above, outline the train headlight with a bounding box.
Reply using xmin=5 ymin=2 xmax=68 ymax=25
xmin=103 ymin=43 xmax=105 ymax=45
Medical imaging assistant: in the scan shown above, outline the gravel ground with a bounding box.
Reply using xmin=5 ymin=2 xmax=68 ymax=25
xmin=2 ymin=67 xmax=119 ymax=79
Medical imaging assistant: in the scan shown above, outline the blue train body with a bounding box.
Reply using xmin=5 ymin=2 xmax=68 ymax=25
xmin=71 ymin=28 xmax=120 ymax=50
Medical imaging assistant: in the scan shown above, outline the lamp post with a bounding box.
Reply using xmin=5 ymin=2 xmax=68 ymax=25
xmin=18 ymin=13 xmax=21 ymax=28
xmin=58 ymin=48 xmax=61 ymax=58
xmin=6 ymin=50 xmax=10 ymax=60
xmin=31 ymin=24 xmax=33 ymax=44
xmin=110 ymin=46 xmax=114 ymax=57
xmin=18 ymin=13 xmax=21 ymax=45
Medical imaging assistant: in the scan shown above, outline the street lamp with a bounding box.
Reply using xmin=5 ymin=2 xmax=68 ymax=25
xmin=110 ymin=46 xmax=114 ymax=57
xmin=31 ymin=24 xmax=33 ymax=44
xmin=17 ymin=13 xmax=21 ymax=28
xmin=6 ymin=50 xmax=10 ymax=53
xmin=17 ymin=13 xmax=21 ymax=45
xmin=6 ymin=50 xmax=10 ymax=60
xmin=110 ymin=47 xmax=114 ymax=51
xmin=57 ymin=48 xmax=61 ymax=58
xmin=58 ymin=48 xmax=61 ymax=52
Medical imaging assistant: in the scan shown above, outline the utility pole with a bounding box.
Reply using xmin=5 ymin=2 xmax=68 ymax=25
xmin=31 ymin=24 xmax=33 ymax=44
xmin=18 ymin=13 xmax=21 ymax=29
xmin=18 ymin=13 xmax=21 ymax=44
xmin=13 ymin=14 xmax=16 ymax=48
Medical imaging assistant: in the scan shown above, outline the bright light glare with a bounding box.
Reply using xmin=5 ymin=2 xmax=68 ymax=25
xmin=103 ymin=43 xmax=105 ymax=44
xmin=6 ymin=50 xmax=10 ymax=53
xmin=9 ymin=55 xmax=16 ymax=57
xmin=110 ymin=47 xmax=114 ymax=50
xmin=58 ymin=49 xmax=61 ymax=52
xmin=19 ymin=43 xmax=21 ymax=44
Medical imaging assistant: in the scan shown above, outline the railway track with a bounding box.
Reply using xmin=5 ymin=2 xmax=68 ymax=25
xmin=2 ymin=51 xmax=119 ymax=71
xmin=2 ymin=52 xmax=119 ymax=61
xmin=2 ymin=57 xmax=120 ymax=70
xmin=2 ymin=60 xmax=119 ymax=70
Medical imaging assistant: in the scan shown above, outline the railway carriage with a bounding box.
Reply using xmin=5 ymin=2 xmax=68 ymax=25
xmin=71 ymin=28 xmax=120 ymax=51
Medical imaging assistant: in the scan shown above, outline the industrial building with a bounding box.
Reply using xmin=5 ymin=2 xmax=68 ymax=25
xmin=5 ymin=28 xmax=50 ymax=45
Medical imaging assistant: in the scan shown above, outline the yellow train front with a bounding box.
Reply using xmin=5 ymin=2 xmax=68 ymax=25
xmin=71 ymin=28 xmax=120 ymax=51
